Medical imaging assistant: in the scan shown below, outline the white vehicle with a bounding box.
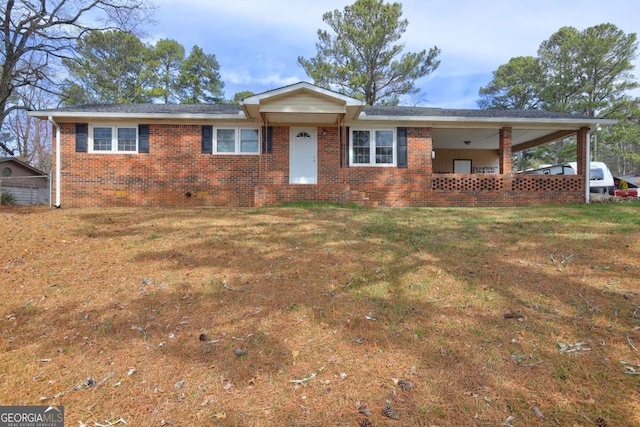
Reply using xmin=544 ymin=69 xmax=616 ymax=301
xmin=523 ymin=161 xmax=615 ymax=194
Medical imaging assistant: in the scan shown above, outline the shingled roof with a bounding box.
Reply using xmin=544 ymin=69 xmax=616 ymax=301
xmin=362 ymin=106 xmax=593 ymax=120
xmin=31 ymin=102 xmax=594 ymax=121
xmin=33 ymin=103 xmax=243 ymax=115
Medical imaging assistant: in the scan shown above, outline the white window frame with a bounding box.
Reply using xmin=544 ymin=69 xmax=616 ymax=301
xmin=213 ymin=127 xmax=260 ymax=155
xmin=88 ymin=124 xmax=139 ymax=154
xmin=349 ymin=128 xmax=396 ymax=166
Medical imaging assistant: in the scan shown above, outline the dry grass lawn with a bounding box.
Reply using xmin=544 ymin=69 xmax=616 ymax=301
xmin=1 ymin=203 xmax=640 ymax=426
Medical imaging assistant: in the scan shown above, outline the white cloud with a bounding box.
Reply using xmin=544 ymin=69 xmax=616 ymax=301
xmin=402 ymin=0 xmax=640 ymax=71
xmin=152 ymin=0 xmax=640 ymax=106
xmin=153 ymin=0 xmax=345 ymax=43
xmin=222 ymin=70 xmax=301 ymax=88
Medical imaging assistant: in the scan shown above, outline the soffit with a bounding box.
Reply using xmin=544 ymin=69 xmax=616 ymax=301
xmin=431 ymin=128 xmax=578 ymax=151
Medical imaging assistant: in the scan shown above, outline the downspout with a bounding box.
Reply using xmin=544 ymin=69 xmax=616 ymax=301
xmin=585 ymin=128 xmax=592 ymax=204
xmin=48 ymin=116 xmax=61 ymax=208
xmin=48 ymin=170 xmax=52 ymax=208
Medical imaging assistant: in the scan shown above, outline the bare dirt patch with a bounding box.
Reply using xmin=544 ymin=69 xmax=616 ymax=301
xmin=1 ymin=204 xmax=639 ymax=426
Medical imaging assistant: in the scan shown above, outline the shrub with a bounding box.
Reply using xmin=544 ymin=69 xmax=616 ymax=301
xmin=0 ymin=190 xmax=15 ymax=205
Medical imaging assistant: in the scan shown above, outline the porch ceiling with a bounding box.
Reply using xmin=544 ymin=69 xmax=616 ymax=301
xmin=431 ymin=127 xmax=576 ymax=151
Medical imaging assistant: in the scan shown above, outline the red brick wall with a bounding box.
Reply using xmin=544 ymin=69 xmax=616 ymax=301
xmin=340 ymin=127 xmax=432 ymax=206
xmin=576 ymin=127 xmax=589 ymax=177
xmin=499 ymin=127 xmax=512 ymax=174
xmin=56 ymin=123 xmax=259 ymax=207
xmin=53 ymin=123 xmax=585 ymax=208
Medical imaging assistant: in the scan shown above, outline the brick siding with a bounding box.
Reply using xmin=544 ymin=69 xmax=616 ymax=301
xmin=53 ymin=123 xmax=585 ymax=208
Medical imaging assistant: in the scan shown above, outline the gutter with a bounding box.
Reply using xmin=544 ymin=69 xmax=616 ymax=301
xmin=48 ymin=116 xmax=61 ymax=208
xmin=356 ymin=114 xmax=618 ymax=128
xmin=31 ymin=112 xmax=247 ymax=121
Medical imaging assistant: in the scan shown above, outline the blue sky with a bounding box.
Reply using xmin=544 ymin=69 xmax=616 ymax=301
xmin=150 ymin=0 xmax=640 ymax=108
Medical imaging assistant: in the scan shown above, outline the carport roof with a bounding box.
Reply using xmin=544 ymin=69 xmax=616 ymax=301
xmin=363 ymin=106 xmax=592 ymax=119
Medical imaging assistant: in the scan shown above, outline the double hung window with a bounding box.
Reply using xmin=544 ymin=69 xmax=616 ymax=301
xmin=214 ymin=128 xmax=260 ymax=154
xmin=90 ymin=125 xmax=138 ymax=153
xmin=350 ymin=129 xmax=396 ymax=166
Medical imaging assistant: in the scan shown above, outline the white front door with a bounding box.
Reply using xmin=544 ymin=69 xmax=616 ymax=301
xmin=289 ymin=128 xmax=317 ymax=184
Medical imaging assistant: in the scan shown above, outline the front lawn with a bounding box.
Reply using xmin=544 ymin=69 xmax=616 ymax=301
xmin=1 ymin=204 xmax=639 ymax=426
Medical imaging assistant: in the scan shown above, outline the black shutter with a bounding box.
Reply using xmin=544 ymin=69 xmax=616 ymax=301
xmin=340 ymin=126 xmax=350 ymax=167
xmin=75 ymin=123 xmax=88 ymax=153
xmin=138 ymin=124 xmax=149 ymax=153
xmin=397 ymin=127 xmax=407 ymax=168
xmin=261 ymin=126 xmax=273 ymax=154
xmin=201 ymin=125 xmax=213 ymax=154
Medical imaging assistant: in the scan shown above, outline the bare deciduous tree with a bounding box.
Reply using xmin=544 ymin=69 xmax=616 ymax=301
xmin=0 ymin=0 xmax=155 ymax=156
xmin=5 ymin=85 xmax=56 ymax=172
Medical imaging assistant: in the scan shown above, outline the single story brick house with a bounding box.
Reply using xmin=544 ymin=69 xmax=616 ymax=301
xmin=28 ymin=82 xmax=614 ymax=208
